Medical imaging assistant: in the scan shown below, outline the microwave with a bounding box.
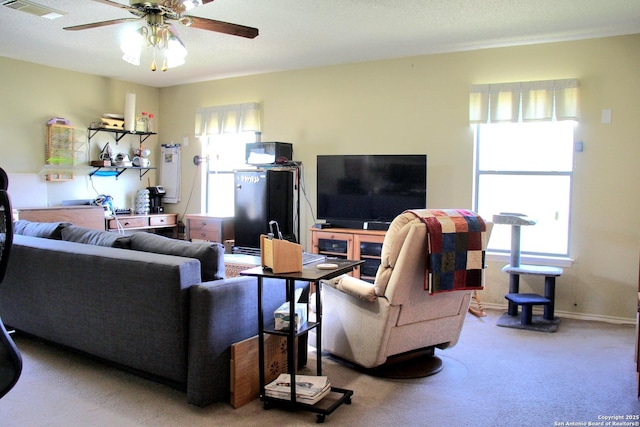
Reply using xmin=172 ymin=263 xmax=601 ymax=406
xmin=245 ymin=142 xmax=293 ymax=165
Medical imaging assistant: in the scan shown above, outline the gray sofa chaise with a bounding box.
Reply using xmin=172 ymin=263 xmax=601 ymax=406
xmin=0 ymin=220 xmax=299 ymax=407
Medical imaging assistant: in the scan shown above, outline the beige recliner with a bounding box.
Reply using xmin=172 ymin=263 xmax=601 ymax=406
xmin=321 ymin=209 xmax=491 ymax=372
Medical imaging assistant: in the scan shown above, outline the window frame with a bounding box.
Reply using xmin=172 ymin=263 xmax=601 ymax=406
xmin=472 ymin=122 xmax=575 ymax=264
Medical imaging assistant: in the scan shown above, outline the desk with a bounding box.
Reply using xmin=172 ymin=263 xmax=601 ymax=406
xmin=105 ymin=213 xmax=178 ymax=237
xmin=241 ymin=259 xmax=363 ymax=423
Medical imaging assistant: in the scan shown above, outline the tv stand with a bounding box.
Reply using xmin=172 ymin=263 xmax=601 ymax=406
xmin=310 ymin=227 xmax=385 ymax=282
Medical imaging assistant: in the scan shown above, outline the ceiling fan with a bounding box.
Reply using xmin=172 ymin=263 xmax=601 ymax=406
xmin=63 ymin=0 xmax=258 ymax=71
xmin=64 ymin=0 xmax=258 ymax=39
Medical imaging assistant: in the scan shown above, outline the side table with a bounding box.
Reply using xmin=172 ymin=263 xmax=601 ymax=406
xmin=184 ymin=214 xmax=234 ymax=243
xmin=241 ymin=259 xmax=363 ymax=423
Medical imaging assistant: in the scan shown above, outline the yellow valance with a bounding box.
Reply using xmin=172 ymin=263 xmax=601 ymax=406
xmin=195 ymin=102 xmax=261 ymax=136
xmin=469 ymin=79 xmax=579 ymax=124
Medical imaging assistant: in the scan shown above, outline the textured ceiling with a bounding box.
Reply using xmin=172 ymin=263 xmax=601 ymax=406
xmin=1 ymin=0 xmax=639 ymax=88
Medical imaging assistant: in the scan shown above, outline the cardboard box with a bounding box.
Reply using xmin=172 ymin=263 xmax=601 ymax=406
xmin=274 ymin=301 xmax=307 ymax=330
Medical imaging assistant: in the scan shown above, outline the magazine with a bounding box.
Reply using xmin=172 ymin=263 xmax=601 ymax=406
xmin=265 ymin=374 xmax=331 ymax=404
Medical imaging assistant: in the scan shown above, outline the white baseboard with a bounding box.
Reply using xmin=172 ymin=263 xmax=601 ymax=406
xmin=479 ymin=302 xmax=636 ymax=326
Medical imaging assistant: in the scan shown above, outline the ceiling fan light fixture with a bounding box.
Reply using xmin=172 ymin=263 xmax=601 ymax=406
xmin=122 ymin=52 xmax=141 ymax=66
xmin=121 ymin=27 xmax=144 ymax=65
xmin=181 ymin=0 xmax=203 ymax=12
xmin=68 ymin=0 xmax=257 ymax=72
xmin=120 ymin=23 xmax=187 ymax=71
xmin=164 ymin=35 xmax=187 ymax=69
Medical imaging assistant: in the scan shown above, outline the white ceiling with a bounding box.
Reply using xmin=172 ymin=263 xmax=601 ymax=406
xmin=2 ymin=0 xmax=640 ymax=88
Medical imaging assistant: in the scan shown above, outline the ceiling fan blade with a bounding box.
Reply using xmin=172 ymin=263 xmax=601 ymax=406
xmin=90 ymin=0 xmax=133 ymax=10
xmin=168 ymin=24 xmax=187 ymax=48
xmin=185 ymin=16 xmax=258 ymax=38
xmin=63 ymin=18 xmax=141 ymax=31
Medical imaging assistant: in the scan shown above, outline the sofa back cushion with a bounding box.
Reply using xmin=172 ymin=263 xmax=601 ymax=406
xmin=129 ymin=233 xmax=225 ymax=282
xmin=13 ymin=220 xmax=70 ymax=240
xmin=61 ymin=225 xmax=132 ymax=249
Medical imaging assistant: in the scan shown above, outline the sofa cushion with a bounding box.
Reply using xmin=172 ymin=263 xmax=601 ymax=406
xmin=61 ymin=225 xmax=132 ymax=249
xmin=13 ymin=220 xmax=70 ymax=240
xmin=129 ymin=232 xmax=225 ymax=281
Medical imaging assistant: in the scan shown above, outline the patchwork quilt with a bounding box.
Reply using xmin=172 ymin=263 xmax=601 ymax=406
xmin=406 ymin=209 xmax=486 ymax=294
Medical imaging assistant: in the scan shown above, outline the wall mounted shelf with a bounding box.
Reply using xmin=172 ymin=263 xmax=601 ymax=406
xmin=87 ymin=127 xmax=156 ymax=145
xmin=89 ymin=166 xmax=156 ymax=180
xmin=87 ymin=127 xmax=156 ymax=180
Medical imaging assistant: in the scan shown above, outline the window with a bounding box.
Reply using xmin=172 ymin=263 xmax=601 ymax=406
xmin=470 ymin=79 xmax=579 ymax=259
xmin=194 ymin=102 xmax=261 ymax=216
xmin=473 ymin=121 xmax=575 ymax=257
xmin=203 ymin=132 xmax=258 ymax=217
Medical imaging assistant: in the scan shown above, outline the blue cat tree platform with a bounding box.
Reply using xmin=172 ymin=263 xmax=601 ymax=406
xmin=493 ymin=213 xmax=562 ymax=333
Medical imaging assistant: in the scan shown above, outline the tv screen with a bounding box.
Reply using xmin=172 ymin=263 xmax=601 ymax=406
xmin=317 ymin=154 xmax=427 ymax=227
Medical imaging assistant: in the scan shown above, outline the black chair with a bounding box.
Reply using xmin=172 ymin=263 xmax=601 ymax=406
xmin=0 ymin=182 xmax=22 ymax=399
xmin=0 ymin=168 xmax=7 ymax=191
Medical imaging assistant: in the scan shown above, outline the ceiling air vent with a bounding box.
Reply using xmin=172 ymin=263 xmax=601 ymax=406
xmin=1 ymin=0 xmax=66 ymax=20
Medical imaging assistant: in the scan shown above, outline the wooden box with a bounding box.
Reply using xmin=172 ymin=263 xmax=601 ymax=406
xmin=230 ymin=334 xmax=295 ymax=408
xmin=91 ymin=160 xmax=111 ymax=167
xmin=260 ymin=234 xmax=302 ymax=274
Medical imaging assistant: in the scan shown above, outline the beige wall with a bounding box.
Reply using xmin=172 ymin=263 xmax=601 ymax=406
xmin=2 ymin=34 xmax=639 ymax=322
xmin=0 ymin=57 xmax=161 ymax=207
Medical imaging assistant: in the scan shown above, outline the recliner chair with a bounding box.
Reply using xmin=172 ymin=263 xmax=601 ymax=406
xmin=321 ymin=209 xmax=491 ymax=375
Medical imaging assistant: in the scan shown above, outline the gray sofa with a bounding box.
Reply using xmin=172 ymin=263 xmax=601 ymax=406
xmin=0 ymin=221 xmax=299 ymax=407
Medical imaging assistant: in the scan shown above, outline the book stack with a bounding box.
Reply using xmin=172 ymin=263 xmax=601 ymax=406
xmin=264 ymin=374 xmax=331 ymax=405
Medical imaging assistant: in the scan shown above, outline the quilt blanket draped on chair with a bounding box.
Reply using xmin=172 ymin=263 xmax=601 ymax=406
xmin=407 ymin=209 xmax=486 ymax=294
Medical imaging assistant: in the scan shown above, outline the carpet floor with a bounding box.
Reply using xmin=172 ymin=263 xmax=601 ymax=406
xmin=0 ymin=309 xmax=638 ymax=426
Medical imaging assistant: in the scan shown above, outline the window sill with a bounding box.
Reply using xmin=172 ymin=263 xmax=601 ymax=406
xmin=486 ymin=252 xmax=574 ymax=268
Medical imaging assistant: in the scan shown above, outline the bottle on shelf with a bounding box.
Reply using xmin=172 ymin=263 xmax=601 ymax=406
xmin=135 ymin=112 xmax=148 ymax=133
xmin=147 ymin=113 xmax=156 ymax=133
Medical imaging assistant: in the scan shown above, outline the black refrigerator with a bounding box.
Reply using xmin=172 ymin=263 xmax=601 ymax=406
xmin=234 ymin=167 xmax=299 ymax=252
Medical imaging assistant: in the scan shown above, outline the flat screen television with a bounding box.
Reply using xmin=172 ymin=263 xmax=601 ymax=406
xmin=317 ymin=154 xmax=427 ymax=229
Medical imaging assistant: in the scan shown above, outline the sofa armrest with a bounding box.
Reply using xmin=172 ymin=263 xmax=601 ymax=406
xmin=322 ymin=274 xmax=377 ymax=302
xmin=187 ymin=276 xmax=308 ymax=407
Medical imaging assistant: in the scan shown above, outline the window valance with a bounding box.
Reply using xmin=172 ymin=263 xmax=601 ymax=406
xmin=195 ymin=102 xmax=261 ymax=136
xmin=469 ymin=79 xmax=579 ymax=124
